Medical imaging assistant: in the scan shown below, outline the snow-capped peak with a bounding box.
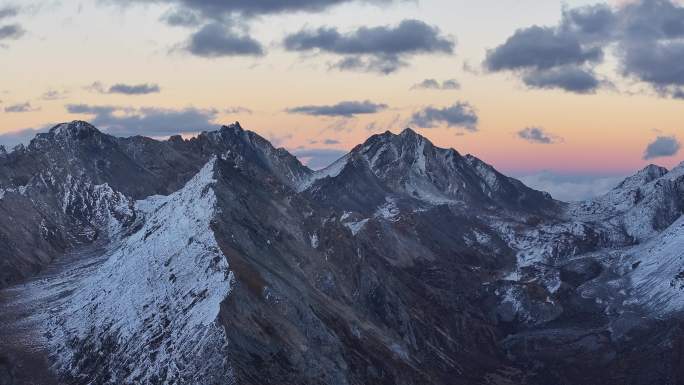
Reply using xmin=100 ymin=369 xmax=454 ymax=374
xmin=570 ymin=158 xmax=684 ymax=242
xmin=199 ymin=122 xmax=313 ymax=189
xmin=221 ymin=121 xmax=244 ymax=134
xmin=49 ymin=120 xmax=101 ymax=138
xmin=398 ymin=127 xmax=421 ymax=139
xmin=26 ymin=121 xmax=107 ymax=153
xmin=296 ymin=127 xmax=555 ymax=212
xmin=614 ymin=164 xmax=668 ymax=190
xmin=357 ymin=127 xmax=429 ymax=174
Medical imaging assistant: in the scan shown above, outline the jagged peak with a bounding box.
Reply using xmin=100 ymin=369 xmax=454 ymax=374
xmin=201 ymin=122 xmax=277 ymax=153
xmin=615 ymin=163 xmax=669 ymax=190
xmin=349 ymin=127 xmax=472 ymax=179
xmin=25 ymin=121 xmax=106 ymax=152
xmin=360 ymin=130 xmax=393 ymax=146
xmin=638 ymin=164 xmax=668 ymax=175
xmin=360 ymin=127 xmax=430 ymax=152
xmin=220 ymin=121 xmax=244 ymax=135
xmin=49 ymin=121 xmax=101 ymax=137
xmin=198 ymin=122 xmax=251 ymax=144
xmin=198 ymin=123 xmax=246 ymax=146
xmin=399 ymin=127 xmax=419 ymax=137
xmin=464 ymin=153 xmax=489 ymax=167
xmin=193 ymin=122 xmax=312 ymax=189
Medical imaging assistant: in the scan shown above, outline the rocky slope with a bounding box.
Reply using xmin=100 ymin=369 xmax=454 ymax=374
xmin=1 ymin=121 xmax=684 ymax=385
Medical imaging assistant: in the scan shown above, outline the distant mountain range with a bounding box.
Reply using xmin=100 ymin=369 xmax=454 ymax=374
xmin=1 ymin=121 xmax=684 ymax=385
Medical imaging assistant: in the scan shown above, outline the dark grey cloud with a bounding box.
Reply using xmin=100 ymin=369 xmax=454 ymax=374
xmin=619 ymin=43 xmax=684 ymax=97
xmin=66 ymin=104 xmax=219 ymax=137
xmin=284 ymin=19 xmax=454 ymax=74
xmin=66 ymin=104 xmax=117 ymax=115
xmin=108 ymin=83 xmax=161 ymax=95
xmin=161 ymin=8 xmax=202 ymax=27
xmin=522 ymin=66 xmax=600 ymax=93
xmin=120 ymin=0 xmax=397 ymax=19
xmin=86 ymin=82 xmax=161 ymax=95
xmin=292 ymin=148 xmax=347 ymax=170
xmin=184 ymin=22 xmax=263 ymax=57
xmin=330 ymin=55 xmax=407 ymax=74
xmin=485 ymin=26 xmax=602 ymax=72
xmin=287 ymin=100 xmax=387 ymax=117
xmin=118 ymin=0 xmax=402 ymax=61
xmin=673 ymin=89 xmax=684 ymax=99
xmin=597 ymin=0 xmax=684 ymax=98
xmin=0 ymin=6 xmax=19 ymax=20
xmin=411 ymin=78 xmax=460 ymax=90
xmin=284 ymin=19 xmax=453 ymax=56
xmin=0 ymin=24 xmax=24 ymax=40
xmin=410 ymin=101 xmax=478 ymax=131
xmin=486 ymin=0 xmax=684 ymax=98
xmin=620 ymin=0 xmax=684 ymax=40
xmin=560 ymin=4 xmax=617 ymax=43
xmin=517 ymin=127 xmax=561 ymax=144
xmin=191 ymin=0 xmax=395 ymax=16
xmin=4 ymin=102 xmax=38 ymax=113
xmin=323 ymin=139 xmax=340 ymax=145
xmin=643 ymin=135 xmax=681 ymax=160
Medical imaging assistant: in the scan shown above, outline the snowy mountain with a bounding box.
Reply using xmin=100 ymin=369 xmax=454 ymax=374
xmin=301 ymin=128 xmax=558 ymax=221
xmin=1 ymin=121 xmax=684 ymax=385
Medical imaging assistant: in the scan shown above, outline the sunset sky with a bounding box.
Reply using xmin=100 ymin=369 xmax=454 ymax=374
xmin=1 ymin=0 xmax=683 ymax=199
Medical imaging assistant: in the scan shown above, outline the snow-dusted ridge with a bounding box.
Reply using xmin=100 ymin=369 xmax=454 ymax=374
xmin=297 ymin=153 xmax=350 ymax=192
xmin=4 ymin=119 xmax=684 ymax=384
xmin=41 ymin=158 xmax=235 ymax=384
xmin=492 ymin=160 xmax=684 ymax=319
xmin=627 ymin=215 xmax=684 ymax=314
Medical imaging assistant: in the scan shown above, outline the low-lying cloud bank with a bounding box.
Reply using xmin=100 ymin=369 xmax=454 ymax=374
xmin=516 ymin=172 xmax=626 ymax=201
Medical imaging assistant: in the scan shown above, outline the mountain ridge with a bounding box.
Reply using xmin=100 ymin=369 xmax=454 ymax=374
xmin=1 ymin=120 xmax=684 ymax=385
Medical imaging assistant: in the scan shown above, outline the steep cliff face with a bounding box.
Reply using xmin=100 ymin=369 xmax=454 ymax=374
xmin=1 ymin=121 xmax=684 ymax=385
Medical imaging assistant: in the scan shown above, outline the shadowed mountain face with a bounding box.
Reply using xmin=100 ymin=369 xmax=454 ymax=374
xmin=1 ymin=121 xmax=684 ymax=385
xmin=303 ymin=128 xmax=557 ymax=216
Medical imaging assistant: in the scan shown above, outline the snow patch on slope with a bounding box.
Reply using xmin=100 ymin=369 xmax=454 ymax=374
xmin=44 ymin=158 xmax=235 ymax=384
xmin=624 ymin=216 xmax=684 ymax=314
xmin=0 ymin=185 xmax=28 ymax=198
xmin=60 ymin=175 xmax=135 ymax=237
xmin=375 ymin=198 xmax=400 ymax=221
xmin=345 ymin=219 xmax=369 ymax=236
